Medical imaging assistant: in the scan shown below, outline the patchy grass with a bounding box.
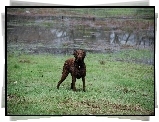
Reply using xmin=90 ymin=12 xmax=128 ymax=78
xmin=7 ymin=49 xmax=154 ymax=115
xmin=99 ymin=49 xmax=154 ymax=65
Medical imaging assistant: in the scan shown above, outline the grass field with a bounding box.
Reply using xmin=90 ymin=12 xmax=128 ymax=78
xmin=7 ymin=49 xmax=154 ymax=115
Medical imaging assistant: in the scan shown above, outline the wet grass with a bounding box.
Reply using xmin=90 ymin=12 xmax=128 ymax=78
xmin=101 ymin=49 xmax=154 ymax=65
xmin=7 ymin=49 xmax=154 ymax=115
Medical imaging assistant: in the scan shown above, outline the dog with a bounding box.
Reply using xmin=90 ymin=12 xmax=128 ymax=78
xmin=57 ymin=49 xmax=86 ymax=91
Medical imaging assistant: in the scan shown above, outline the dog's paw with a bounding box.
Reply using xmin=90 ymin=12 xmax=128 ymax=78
xmin=73 ymin=87 xmax=76 ymax=91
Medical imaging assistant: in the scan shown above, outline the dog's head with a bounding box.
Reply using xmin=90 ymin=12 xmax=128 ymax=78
xmin=73 ymin=49 xmax=86 ymax=62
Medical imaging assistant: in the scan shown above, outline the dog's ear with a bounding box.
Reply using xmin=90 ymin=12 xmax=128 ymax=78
xmin=83 ymin=50 xmax=86 ymax=56
xmin=73 ymin=49 xmax=77 ymax=56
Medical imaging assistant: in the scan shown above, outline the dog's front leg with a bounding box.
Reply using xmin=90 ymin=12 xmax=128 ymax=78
xmin=72 ymin=76 xmax=76 ymax=91
xmin=82 ymin=77 xmax=86 ymax=92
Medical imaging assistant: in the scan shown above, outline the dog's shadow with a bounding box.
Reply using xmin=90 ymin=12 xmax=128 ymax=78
xmin=66 ymin=87 xmax=85 ymax=92
xmin=63 ymin=84 xmax=85 ymax=92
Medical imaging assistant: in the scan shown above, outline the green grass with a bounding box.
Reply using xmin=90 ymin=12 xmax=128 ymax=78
xmin=7 ymin=49 xmax=154 ymax=115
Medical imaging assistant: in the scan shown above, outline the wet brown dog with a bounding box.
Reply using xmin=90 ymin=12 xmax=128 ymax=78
xmin=57 ymin=49 xmax=86 ymax=91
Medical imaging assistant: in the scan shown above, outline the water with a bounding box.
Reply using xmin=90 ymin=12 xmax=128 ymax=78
xmin=7 ymin=14 xmax=154 ymax=65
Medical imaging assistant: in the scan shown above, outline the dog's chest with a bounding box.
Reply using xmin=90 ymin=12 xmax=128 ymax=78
xmin=75 ymin=66 xmax=84 ymax=79
xmin=74 ymin=66 xmax=82 ymax=74
xmin=76 ymin=65 xmax=85 ymax=73
xmin=77 ymin=65 xmax=81 ymax=70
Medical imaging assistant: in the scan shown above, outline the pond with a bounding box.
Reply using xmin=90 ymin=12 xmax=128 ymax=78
xmin=7 ymin=14 xmax=154 ymax=65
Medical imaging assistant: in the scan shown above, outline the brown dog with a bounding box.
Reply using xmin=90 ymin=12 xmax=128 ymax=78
xmin=57 ymin=49 xmax=86 ymax=91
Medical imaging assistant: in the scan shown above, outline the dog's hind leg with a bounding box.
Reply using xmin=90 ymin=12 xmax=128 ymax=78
xmin=57 ymin=71 xmax=69 ymax=89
